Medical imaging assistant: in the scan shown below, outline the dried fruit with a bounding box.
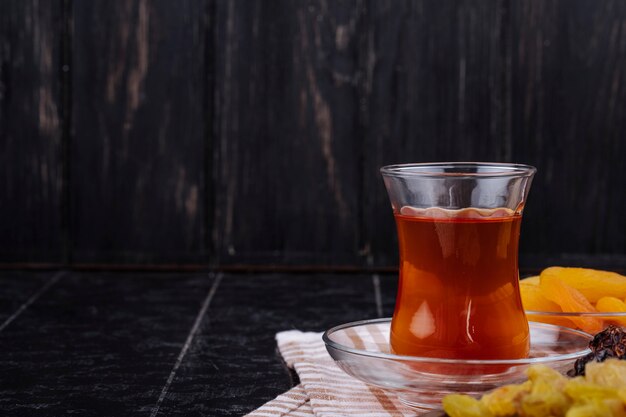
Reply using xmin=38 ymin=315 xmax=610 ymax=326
xmin=584 ymin=359 xmax=626 ymax=387
xmin=519 ymin=365 xmax=571 ymax=417
xmin=520 ymin=281 xmax=561 ymax=312
xmin=520 ymin=281 xmax=578 ymax=328
xmin=564 ymin=379 xmax=620 ymax=402
xmin=541 ymin=267 xmax=626 ymax=303
xmin=572 ymin=325 xmax=626 ymax=376
xmin=596 ymin=297 xmax=626 ymax=327
xmin=519 ymin=379 xmax=570 ymax=417
xmin=539 ymin=276 xmax=603 ymax=334
xmin=522 ymin=267 xmax=626 ymax=332
xmin=442 ymin=359 xmax=626 ymax=417
xmin=481 ymin=381 xmax=531 ymax=415
xmin=563 ymin=396 xmax=624 ymax=417
xmin=442 ymin=394 xmax=494 ymax=417
xmin=522 ymin=276 xmax=540 ymax=286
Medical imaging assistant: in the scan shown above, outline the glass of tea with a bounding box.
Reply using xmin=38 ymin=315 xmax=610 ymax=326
xmin=380 ymin=162 xmax=536 ymax=360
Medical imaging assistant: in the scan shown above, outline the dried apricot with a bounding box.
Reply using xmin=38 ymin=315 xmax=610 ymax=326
xmin=541 ymin=267 xmax=626 ymax=303
xmin=520 ymin=281 xmax=561 ymax=312
xmin=596 ymin=297 xmax=626 ymax=327
xmin=522 ymin=275 xmax=540 ymax=285
xmin=520 ymin=281 xmax=578 ymax=328
xmin=539 ymin=276 xmax=604 ymax=334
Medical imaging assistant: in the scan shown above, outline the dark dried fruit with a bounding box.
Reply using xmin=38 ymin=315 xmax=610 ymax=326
xmin=571 ymin=325 xmax=626 ymax=376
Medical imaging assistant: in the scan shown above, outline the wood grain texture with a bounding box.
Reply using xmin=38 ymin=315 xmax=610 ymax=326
xmin=361 ymin=0 xmax=510 ymax=266
xmin=212 ymin=0 xmax=365 ymax=266
xmin=510 ymin=0 xmax=626 ymax=264
xmin=71 ymin=0 xmax=208 ymax=263
xmin=0 ymin=1 xmax=64 ymax=262
xmin=0 ymin=0 xmax=624 ymax=269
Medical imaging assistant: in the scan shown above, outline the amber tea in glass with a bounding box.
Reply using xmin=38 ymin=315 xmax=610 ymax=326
xmin=381 ymin=163 xmax=536 ymax=360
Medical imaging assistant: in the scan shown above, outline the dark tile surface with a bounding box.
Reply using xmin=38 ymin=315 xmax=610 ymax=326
xmin=157 ymin=273 xmax=380 ymax=417
xmin=0 ymin=271 xmax=216 ymax=416
xmin=0 ymin=271 xmax=383 ymax=416
xmin=0 ymin=271 xmax=59 ymax=327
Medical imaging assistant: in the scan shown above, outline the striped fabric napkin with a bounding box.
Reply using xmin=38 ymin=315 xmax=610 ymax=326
xmin=245 ymin=327 xmax=418 ymax=417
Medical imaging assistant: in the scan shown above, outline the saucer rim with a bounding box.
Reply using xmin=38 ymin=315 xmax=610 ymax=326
xmin=322 ymin=318 xmax=592 ymax=365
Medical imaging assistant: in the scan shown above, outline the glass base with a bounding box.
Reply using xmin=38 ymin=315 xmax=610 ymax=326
xmin=396 ymin=391 xmax=440 ymax=411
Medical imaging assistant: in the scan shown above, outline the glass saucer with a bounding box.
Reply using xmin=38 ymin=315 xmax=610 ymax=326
xmin=323 ymin=318 xmax=591 ymax=411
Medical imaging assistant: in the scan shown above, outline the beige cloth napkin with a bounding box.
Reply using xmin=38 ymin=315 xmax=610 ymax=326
xmin=245 ymin=328 xmax=419 ymax=417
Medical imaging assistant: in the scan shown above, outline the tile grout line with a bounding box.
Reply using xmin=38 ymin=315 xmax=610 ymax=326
xmin=372 ymin=274 xmax=383 ymax=318
xmin=0 ymin=270 xmax=67 ymax=333
xmin=150 ymin=272 xmax=224 ymax=417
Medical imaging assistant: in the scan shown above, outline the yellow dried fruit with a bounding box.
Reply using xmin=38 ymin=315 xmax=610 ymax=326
xmin=596 ymin=297 xmax=626 ymax=327
xmin=541 ymin=267 xmax=626 ymax=303
xmin=520 ymin=379 xmax=571 ymax=417
xmin=526 ymin=364 xmax=568 ymax=387
xmin=618 ymin=388 xmax=626 ymax=404
xmin=585 ymin=359 xmax=626 ymax=387
xmin=564 ymin=379 xmax=619 ymax=402
xmin=520 ymin=281 xmax=578 ymax=328
xmin=481 ymin=381 xmax=531 ymax=415
xmin=441 ymin=359 xmax=626 ymax=417
xmin=522 ymin=276 xmax=540 ymax=285
xmin=520 ymin=267 xmax=626 ymax=332
xmin=520 ymin=281 xmax=561 ymax=312
xmin=539 ymin=275 xmax=603 ymax=334
xmin=539 ymin=276 xmax=604 ymax=334
xmin=539 ymin=276 xmax=596 ymax=313
xmin=442 ymin=394 xmax=494 ymax=417
xmin=565 ymin=399 xmax=625 ymax=417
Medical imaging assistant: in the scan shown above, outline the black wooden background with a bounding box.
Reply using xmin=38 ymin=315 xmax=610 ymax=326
xmin=1 ymin=0 xmax=625 ymax=270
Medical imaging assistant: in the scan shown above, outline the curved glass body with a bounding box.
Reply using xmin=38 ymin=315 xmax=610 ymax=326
xmin=380 ymin=162 xmax=536 ymax=360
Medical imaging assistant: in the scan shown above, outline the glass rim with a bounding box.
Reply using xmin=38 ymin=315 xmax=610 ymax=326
xmin=380 ymin=162 xmax=537 ymax=178
xmin=322 ymin=318 xmax=591 ymax=365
